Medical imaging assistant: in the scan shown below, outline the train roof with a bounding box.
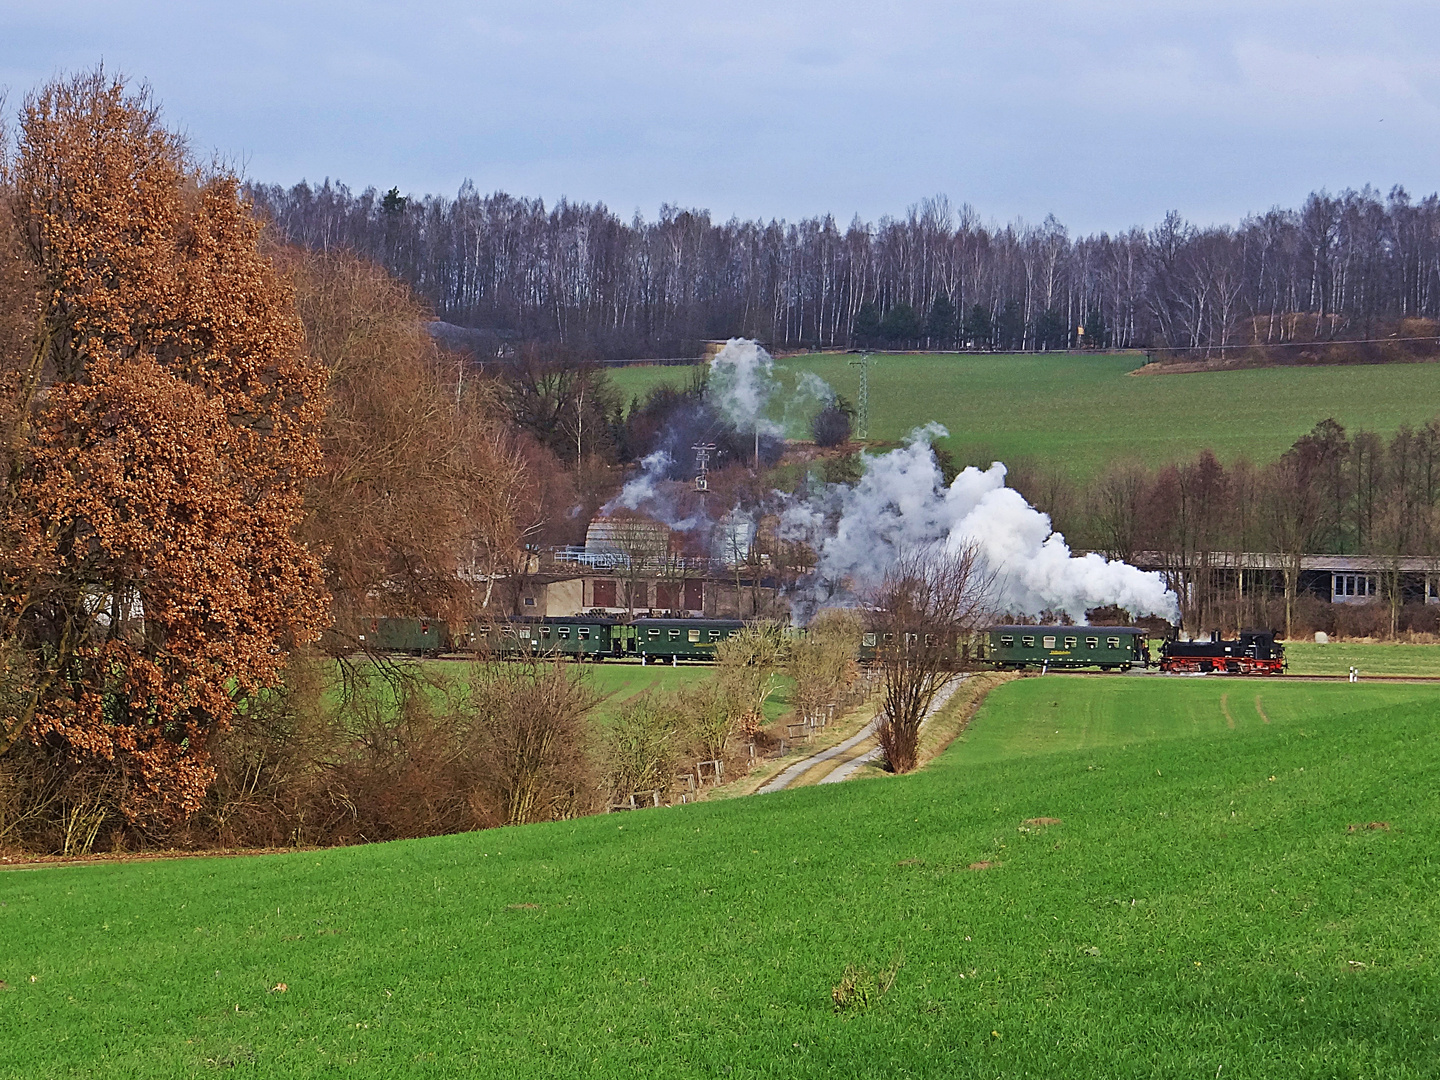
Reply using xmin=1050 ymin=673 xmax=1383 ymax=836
xmin=987 ymin=625 xmax=1150 ymax=634
xmin=630 ymin=616 xmax=745 ymax=627
xmin=482 ymin=614 xmax=626 ymax=626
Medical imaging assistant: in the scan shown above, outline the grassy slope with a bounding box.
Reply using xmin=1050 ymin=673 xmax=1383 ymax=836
xmin=610 ymin=353 xmax=1440 ymax=479
xmin=3 ymin=678 xmax=1438 ymax=1078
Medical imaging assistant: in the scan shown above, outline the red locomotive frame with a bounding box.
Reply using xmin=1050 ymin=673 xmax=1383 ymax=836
xmin=1157 ymin=654 xmax=1285 ymax=675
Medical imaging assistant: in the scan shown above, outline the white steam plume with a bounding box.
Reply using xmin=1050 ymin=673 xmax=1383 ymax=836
xmin=707 ymin=338 xmax=783 ymax=437
xmin=781 ymin=426 xmax=1179 ymax=621
xmin=610 ymin=449 xmax=672 ymax=511
xmin=783 ymin=370 xmax=836 ymax=435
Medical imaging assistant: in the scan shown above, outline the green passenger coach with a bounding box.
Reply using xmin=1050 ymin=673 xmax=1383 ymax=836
xmin=984 ymin=625 xmax=1150 ymax=671
xmin=632 ymin=617 xmax=744 ymax=662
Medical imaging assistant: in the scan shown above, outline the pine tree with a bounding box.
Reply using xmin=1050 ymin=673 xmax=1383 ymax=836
xmin=925 ymin=292 xmax=956 ymax=347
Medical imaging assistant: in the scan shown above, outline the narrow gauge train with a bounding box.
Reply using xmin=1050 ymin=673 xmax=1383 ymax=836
xmin=475 ymin=616 xmax=749 ymax=664
xmin=983 ymin=625 xmax=1151 ymax=671
xmin=360 ymin=615 xmax=750 ymax=663
xmin=1158 ymin=630 xmax=1285 ymax=675
xmin=361 ymin=617 xmax=1285 ymax=676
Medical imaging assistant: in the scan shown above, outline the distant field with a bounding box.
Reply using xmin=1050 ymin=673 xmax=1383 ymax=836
xmin=609 ymin=353 xmax=1440 ymax=478
xmin=954 ymin=674 xmax=1433 ymax=762
xmin=1283 ymin=641 xmax=1440 ymax=678
xmin=5 ymin=677 xmax=1438 ymax=1077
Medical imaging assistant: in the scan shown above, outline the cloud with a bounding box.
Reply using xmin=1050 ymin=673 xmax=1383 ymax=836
xmin=6 ymin=2 xmax=1440 ymax=232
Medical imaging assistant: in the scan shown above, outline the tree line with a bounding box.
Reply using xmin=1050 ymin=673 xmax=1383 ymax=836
xmin=247 ymin=181 xmax=1440 ymax=359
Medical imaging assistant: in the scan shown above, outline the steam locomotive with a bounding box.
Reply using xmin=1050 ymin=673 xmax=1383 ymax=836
xmin=1157 ymin=630 xmax=1286 ymax=675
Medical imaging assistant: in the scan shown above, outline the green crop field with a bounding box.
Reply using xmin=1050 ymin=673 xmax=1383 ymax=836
xmin=1283 ymin=641 xmax=1440 ymax=678
xmin=4 ymin=676 xmax=1438 ymax=1078
xmin=610 ymin=353 xmax=1440 ymax=478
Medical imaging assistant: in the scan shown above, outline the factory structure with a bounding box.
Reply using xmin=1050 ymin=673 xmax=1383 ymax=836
xmin=485 ymin=509 xmax=781 ymax=619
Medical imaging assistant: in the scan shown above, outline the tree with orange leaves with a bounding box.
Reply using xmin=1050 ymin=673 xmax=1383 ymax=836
xmin=0 ymin=70 xmax=327 ymax=825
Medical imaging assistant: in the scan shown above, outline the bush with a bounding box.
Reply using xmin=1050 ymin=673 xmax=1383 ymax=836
xmin=1332 ymin=602 xmax=1389 ymax=640
xmin=676 ymin=679 xmax=740 ymax=763
xmin=1400 ymin=603 xmax=1440 ymax=635
xmin=812 ymin=405 xmax=852 ymax=447
xmin=602 ymin=692 xmax=685 ymax=804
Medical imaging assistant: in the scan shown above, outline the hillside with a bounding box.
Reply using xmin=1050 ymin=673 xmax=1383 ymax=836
xmin=4 ymin=676 xmax=1437 ymax=1077
xmin=610 ymin=353 xmax=1440 ymax=479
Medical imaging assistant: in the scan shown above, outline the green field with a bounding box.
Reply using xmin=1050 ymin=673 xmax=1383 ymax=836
xmin=1283 ymin=641 xmax=1440 ymax=678
xmin=334 ymin=660 xmax=788 ymax=726
xmin=583 ymin=663 xmax=793 ymax=724
xmin=5 ymin=676 xmax=1438 ymax=1077
xmin=610 ymin=353 xmax=1440 ymax=478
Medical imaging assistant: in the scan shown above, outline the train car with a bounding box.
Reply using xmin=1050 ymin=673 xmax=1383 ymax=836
xmin=859 ymin=631 xmax=879 ymax=664
xmin=360 ymin=617 xmax=448 ymax=656
xmin=472 ymin=616 xmax=629 ymax=660
xmin=632 ymin=617 xmax=744 ymax=663
xmin=1159 ymin=630 xmax=1285 ymax=675
xmin=983 ymin=625 xmax=1150 ymax=671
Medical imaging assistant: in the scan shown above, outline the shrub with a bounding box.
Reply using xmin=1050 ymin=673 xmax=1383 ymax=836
xmin=812 ymin=405 xmax=852 ymax=447
xmin=602 ymin=692 xmax=685 ymax=804
xmin=676 ymin=679 xmax=740 ymax=763
xmin=1332 ymin=602 xmax=1388 ymax=640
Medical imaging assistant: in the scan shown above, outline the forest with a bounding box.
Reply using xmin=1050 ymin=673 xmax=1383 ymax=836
xmin=250 ymin=179 xmax=1440 ymax=360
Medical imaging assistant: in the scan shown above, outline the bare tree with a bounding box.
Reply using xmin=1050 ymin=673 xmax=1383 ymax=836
xmin=873 ymin=544 xmax=992 ymax=773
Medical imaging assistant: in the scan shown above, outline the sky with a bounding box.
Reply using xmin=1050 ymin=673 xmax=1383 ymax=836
xmin=5 ymin=1 xmax=1440 ymax=234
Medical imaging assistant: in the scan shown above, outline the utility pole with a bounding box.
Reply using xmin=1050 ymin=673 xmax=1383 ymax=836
xmin=848 ymin=352 xmax=871 ymax=440
xmin=692 ymin=442 xmax=716 ymax=513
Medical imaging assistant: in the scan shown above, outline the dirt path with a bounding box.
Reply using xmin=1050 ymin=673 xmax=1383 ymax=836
xmin=757 ymin=677 xmax=966 ymax=793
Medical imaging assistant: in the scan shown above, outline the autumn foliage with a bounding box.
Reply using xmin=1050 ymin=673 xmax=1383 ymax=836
xmin=0 ymin=72 xmax=328 ymax=823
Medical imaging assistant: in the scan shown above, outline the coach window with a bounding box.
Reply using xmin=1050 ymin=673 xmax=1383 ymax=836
xmin=519 ymin=627 xmax=530 ymax=639
xmin=578 ymin=627 xmax=591 ymax=641
xmin=669 ymin=628 xmax=681 ymax=641
xmin=689 ymin=629 xmax=701 ymax=643
xmin=1000 ymin=635 xmax=1014 ymax=647
xmin=648 ymin=628 xmax=661 ymax=639
xmin=1043 ymin=636 xmax=1057 ymax=648
xmin=1022 ymin=635 xmax=1035 ymax=647
xmin=539 ymin=626 xmax=551 ymax=639
xmin=1086 ymin=637 xmax=1099 ymax=648
xmin=558 ymin=626 xmax=570 ymax=639
xmin=1063 ymin=636 xmax=1078 ymax=648
xmin=1107 ymin=636 xmax=1121 ymax=648
xmin=708 ymin=629 xmax=721 ymax=641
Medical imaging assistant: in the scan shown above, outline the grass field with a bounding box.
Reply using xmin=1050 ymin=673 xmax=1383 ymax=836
xmin=333 ymin=660 xmax=790 ymax=727
xmin=583 ymin=663 xmax=792 ymax=724
xmin=1283 ymin=641 xmax=1440 ymax=678
xmin=609 ymin=353 xmax=1440 ymax=478
xmin=4 ymin=676 xmax=1438 ymax=1077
